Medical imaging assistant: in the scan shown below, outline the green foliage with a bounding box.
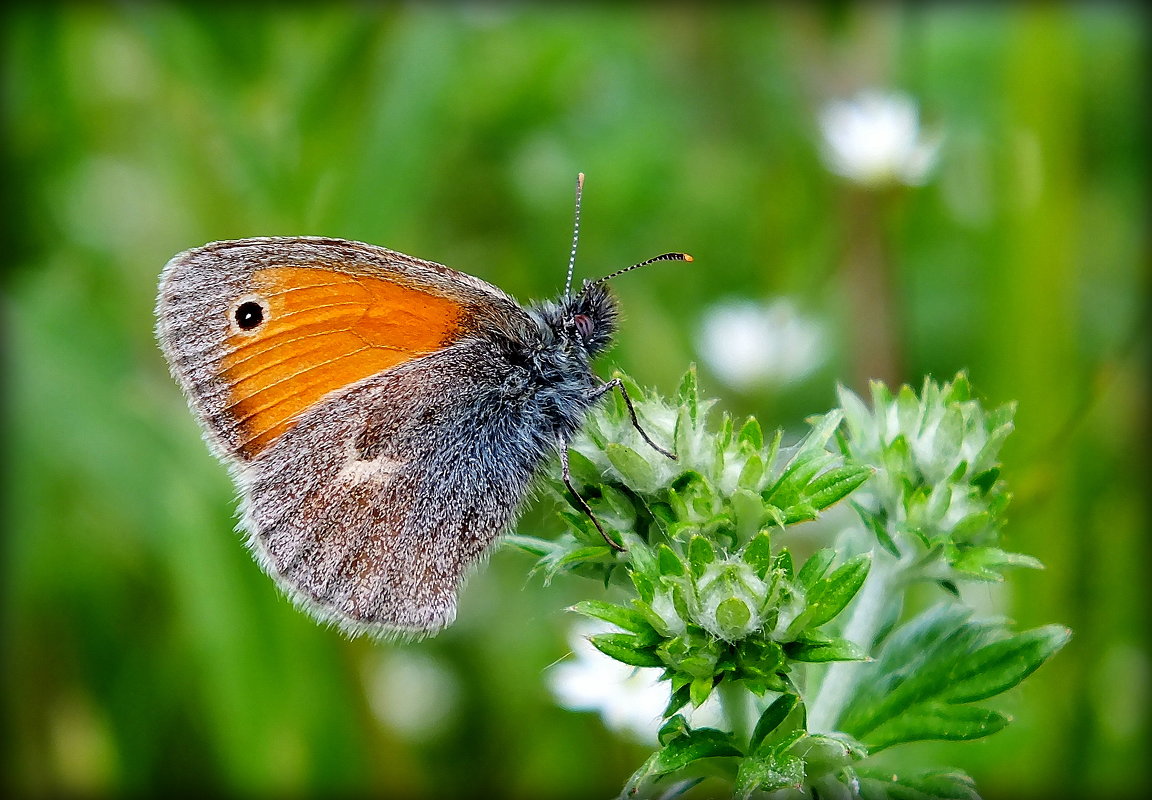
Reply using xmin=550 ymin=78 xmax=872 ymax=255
xmin=837 ymin=375 xmax=1030 ymax=582
xmin=518 ymin=371 xmax=1068 ymax=799
xmin=4 ymin=5 xmax=1143 ymax=799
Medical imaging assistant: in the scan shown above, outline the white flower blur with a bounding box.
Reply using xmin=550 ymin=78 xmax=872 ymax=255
xmin=365 ymin=650 xmax=459 ymax=741
xmin=819 ymin=89 xmax=940 ymax=187
xmin=697 ymin=299 xmax=827 ymax=392
xmin=548 ymin=621 xmax=724 ymax=744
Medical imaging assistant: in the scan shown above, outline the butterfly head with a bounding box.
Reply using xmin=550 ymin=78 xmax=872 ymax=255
xmin=529 ymin=282 xmax=619 ymax=362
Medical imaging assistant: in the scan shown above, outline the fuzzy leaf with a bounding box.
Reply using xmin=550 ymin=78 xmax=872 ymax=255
xmin=857 ymin=769 xmax=979 ymax=800
xmin=738 ymin=453 xmax=765 ymax=491
xmin=677 ymin=367 xmax=700 ymax=421
xmin=785 ymin=637 xmax=868 ymax=663
xmin=742 ymin=532 xmax=774 ymax=578
xmin=588 ymin=633 xmax=664 ymax=667
xmin=626 ymin=725 xmax=743 ymax=793
xmin=690 ymin=674 xmax=715 ymax=707
xmin=852 ymin=501 xmax=901 ymax=556
xmin=865 ymin=703 xmax=1008 ymax=751
xmin=939 ymin=626 xmax=1070 ymax=704
xmin=804 ymin=554 xmax=872 ymax=628
xmin=951 ymin=546 xmax=1043 ymax=580
xmin=569 ymin=600 xmax=659 ymax=641
xmin=797 ymin=548 xmax=836 ymax=590
xmin=503 ymin=534 xmax=559 ymax=558
xmin=564 ymin=447 xmax=603 ymax=488
xmin=657 ymin=544 xmax=686 ymax=577
xmin=739 ymin=416 xmax=764 ymax=450
xmin=605 ymin=442 xmax=659 ymax=493
xmin=805 ymin=465 xmax=873 ymax=510
xmin=732 ymin=488 xmax=767 ymax=540
xmin=687 ymin=536 xmax=716 ymax=577
xmin=749 ymin=693 xmax=800 ymax=753
xmin=735 ymin=752 xmax=805 ymax=799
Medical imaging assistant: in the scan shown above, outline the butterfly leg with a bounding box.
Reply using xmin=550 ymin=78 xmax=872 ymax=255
xmin=591 ymin=378 xmax=677 ymax=460
xmin=559 ymin=444 xmax=625 ymax=552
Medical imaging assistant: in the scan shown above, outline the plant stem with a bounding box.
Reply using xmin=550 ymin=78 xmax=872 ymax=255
xmin=719 ymin=679 xmax=751 ymax=743
xmin=806 ymin=547 xmax=901 ymax=732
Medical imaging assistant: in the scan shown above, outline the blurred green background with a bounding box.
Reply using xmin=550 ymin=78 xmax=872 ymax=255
xmin=2 ymin=3 xmax=1147 ymax=799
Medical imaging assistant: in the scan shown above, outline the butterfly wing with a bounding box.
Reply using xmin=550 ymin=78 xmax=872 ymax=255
xmin=156 ymin=237 xmax=545 ymax=636
xmin=242 ymin=337 xmax=550 ymax=636
xmin=156 ymin=236 xmax=528 ymax=460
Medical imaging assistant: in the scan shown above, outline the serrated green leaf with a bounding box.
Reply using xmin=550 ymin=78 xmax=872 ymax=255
xmin=502 ymin=534 xmax=559 ymax=558
xmin=657 ymin=544 xmax=686 ymax=577
xmin=797 ymin=548 xmax=836 ymax=590
xmin=650 ymin=727 xmax=743 ymax=775
xmin=599 ymin=484 xmax=635 ymax=522
xmin=764 ymin=428 xmax=783 ymax=471
xmin=605 ymin=442 xmax=658 ymax=493
xmin=732 ymin=488 xmax=767 ymax=539
xmin=735 ymin=752 xmax=805 ymax=799
xmin=803 ymin=410 xmax=846 ymax=449
xmin=677 ymin=367 xmax=700 ymax=420
xmin=837 ymin=384 xmax=872 ymax=440
xmin=970 ymin=467 xmax=1000 ymax=495
xmin=690 ymin=674 xmax=715 ymax=707
xmin=554 ymin=545 xmax=614 ymax=569
xmin=564 ymin=446 xmax=603 ymax=488
xmin=865 ymin=702 xmax=1008 ymax=751
xmin=851 ymin=501 xmax=900 ymax=556
xmin=735 ymin=638 xmax=784 ymax=680
xmin=630 ymin=570 xmax=655 ymax=603
xmin=773 ymin=550 xmax=794 ymax=580
xmin=949 ymin=511 xmax=993 ymax=544
xmin=951 ymin=546 xmax=1043 ymax=580
xmin=658 ymin=713 xmax=691 ymax=745
xmin=738 ymin=453 xmax=765 ymax=491
xmin=664 ymin=683 xmax=691 ymax=718
xmin=839 ymin=605 xmax=998 ymax=736
xmin=783 ymin=502 xmax=819 ymax=524
xmin=739 ymin=416 xmax=764 ymax=450
xmin=785 ymin=637 xmax=868 ymax=663
xmin=749 ymin=693 xmax=800 ymax=753
xmin=687 ymin=536 xmax=715 ymax=577
xmin=588 ymin=633 xmax=664 ymax=667
xmin=805 ymin=554 xmax=872 ymax=628
xmin=857 ymin=768 xmax=979 ymax=800
xmin=805 ymin=465 xmax=873 ymax=510
xmin=570 ymin=600 xmax=659 ymax=640
xmin=768 ymin=451 xmax=839 ymax=506
xmin=742 ymin=532 xmax=773 ymax=578
xmin=940 ymin=626 xmax=1070 ymax=703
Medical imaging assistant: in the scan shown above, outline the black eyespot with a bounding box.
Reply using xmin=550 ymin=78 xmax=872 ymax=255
xmin=235 ymin=301 xmax=265 ymax=330
xmin=574 ymin=313 xmax=594 ymax=341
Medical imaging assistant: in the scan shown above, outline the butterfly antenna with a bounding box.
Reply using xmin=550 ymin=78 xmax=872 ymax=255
xmin=582 ymin=251 xmax=694 ymax=293
xmin=563 ymin=172 xmax=584 ymax=298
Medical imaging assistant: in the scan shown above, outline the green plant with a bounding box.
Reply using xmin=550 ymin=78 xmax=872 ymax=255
xmin=511 ymin=369 xmax=1068 ymax=799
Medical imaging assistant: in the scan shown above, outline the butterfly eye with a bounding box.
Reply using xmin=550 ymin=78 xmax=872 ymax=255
xmin=234 ymin=300 xmax=266 ymax=331
xmin=574 ymin=314 xmax=594 ymax=341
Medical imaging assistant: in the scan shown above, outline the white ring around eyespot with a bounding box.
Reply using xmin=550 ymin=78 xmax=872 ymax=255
xmin=229 ymin=293 xmax=269 ymax=336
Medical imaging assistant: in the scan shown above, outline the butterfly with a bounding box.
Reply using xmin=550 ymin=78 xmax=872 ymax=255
xmin=155 ymin=174 xmax=690 ymax=638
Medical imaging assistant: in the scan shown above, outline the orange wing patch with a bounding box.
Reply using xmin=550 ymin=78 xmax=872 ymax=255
xmin=221 ymin=266 xmax=466 ymax=458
